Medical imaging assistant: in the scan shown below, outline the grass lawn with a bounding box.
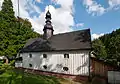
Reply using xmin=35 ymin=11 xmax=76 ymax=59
xmin=0 ymin=69 xmax=60 ymax=84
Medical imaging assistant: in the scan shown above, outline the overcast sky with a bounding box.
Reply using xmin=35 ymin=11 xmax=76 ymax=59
xmin=0 ymin=0 xmax=120 ymax=39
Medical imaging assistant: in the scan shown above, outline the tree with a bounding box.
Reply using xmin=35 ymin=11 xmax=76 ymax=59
xmin=92 ymin=28 xmax=120 ymax=66
xmin=1 ymin=0 xmax=15 ymax=21
xmin=0 ymin=0 xmax=41 ymax=57
xmin=92 ymin=39 xmax=107 ymax=60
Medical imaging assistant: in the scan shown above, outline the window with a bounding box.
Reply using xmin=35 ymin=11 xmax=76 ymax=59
xmin=29 ymin=64 xmax=32 ymax=67
xmin=63 ymin=67 xmax=69 ymax=71
xmin=43 ymin=54 xmax=47 ymax=58
xmin=43 ymin=65 xmax=47 ymax=69
xmin=29 ymin=54 xmax=32 ymax=58
xmin=64 ymin=54 xmax=69 ymax=58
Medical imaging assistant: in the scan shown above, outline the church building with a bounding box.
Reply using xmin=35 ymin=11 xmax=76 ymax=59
xmin=15 ymin=10 xmax=92 ymax=80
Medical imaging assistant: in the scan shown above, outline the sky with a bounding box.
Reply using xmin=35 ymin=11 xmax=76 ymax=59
xmin=0 ymin=0 xmax=120 ymax=39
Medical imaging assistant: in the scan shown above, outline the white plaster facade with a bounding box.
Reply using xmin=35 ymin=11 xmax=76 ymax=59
xmin=15 ymin=50 xmax=90 ymax=76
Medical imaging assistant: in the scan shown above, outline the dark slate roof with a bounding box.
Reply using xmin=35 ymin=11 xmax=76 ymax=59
xmin=21 ymin=29 xmax=91 ymax=52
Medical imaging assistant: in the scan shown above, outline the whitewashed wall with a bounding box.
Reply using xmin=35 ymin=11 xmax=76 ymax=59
xmin=15 ymin=50 xmax=90 ymax=76
xmin=15 ymin=62 xmax=22 ymax=67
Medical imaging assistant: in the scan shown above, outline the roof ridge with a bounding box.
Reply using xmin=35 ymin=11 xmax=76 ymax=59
xmin=50 ymin=28 xmax=90 ymax=38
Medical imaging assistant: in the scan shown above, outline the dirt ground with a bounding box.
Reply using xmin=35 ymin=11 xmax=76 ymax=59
xmin=59 ymin=78 xmax=87 ymax=84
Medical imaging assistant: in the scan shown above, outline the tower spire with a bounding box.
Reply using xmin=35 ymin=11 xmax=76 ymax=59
xmin=43 ymin=6 xmax=54 ymax=39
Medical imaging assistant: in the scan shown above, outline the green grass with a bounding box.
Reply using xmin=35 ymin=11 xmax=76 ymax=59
xmin=0 ymin=69 xmax=60 ymax=84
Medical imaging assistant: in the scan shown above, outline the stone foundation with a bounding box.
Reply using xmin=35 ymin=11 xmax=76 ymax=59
xmin=16 ymin=67 xmax=89 ymax=82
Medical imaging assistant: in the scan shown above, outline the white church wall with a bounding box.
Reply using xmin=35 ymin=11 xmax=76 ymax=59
xmin=16 ymin=50 xmax=90 ymax=76
xmin=15 ymin=62 xmax=22 ymax=67
xmin=15 ymin=54 xmax=23 ymax=67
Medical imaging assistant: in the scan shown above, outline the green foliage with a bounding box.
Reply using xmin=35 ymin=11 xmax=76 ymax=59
xmin=1 ymin=0 xmax=15 ymax=21
xmin=0 ymin=0 xmax=41 ymax=57
xmin=0 ymin=61 xmax=60 ymax=84
xmin=0 ymin=60 xmax=15 ymax=74
xmin=92 ymin=39 xmax=107 ymax=60
xmin=0 ymin=69 xmax=60 ymax=84
xmin=92 ymin=28 xmax=120 ymax=66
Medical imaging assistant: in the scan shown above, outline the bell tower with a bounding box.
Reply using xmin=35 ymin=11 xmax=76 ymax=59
xmin=43 ymin=10 xmax=54 ymax=39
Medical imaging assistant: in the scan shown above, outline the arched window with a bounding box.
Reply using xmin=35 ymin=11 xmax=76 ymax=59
xmin=64 ymin=54 xmax=69 ymax=58
xmin=29 ymin=54 xmax=32 ymax=58
xmin=43 ymin=54 xmax=47 ymax=58
xmin=43 ymin=65 xmax=47 ymax=69
xmin=29 ymin=64 xmax=32 ymax=67
xmin=63 ymin=67 xmax=69 ymax=71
